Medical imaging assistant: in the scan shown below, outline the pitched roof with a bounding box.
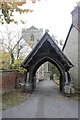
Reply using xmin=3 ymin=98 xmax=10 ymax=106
xmin=21 ymin=32 xmax=73 ymax=71
xmin=62 ymin=5 xmax=80 ymax=51
xmin=62 ymin=24 xmax=73 ymax=51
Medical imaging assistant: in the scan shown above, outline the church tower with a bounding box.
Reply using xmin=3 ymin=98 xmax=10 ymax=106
xmin=22 ymin=26 xmax=50 ymax=80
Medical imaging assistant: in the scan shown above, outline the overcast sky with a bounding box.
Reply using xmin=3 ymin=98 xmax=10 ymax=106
xmin=0 ymin=0 xmax=80 ymax=57
xmin=13 ymin=0 xmax=80 ymax=42
xmin=1 ymin=0 xmax=80 ymax=42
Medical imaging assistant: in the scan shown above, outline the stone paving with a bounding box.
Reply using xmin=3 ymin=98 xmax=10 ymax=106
xmin=2 ymin=79 xmax=78 ymax=118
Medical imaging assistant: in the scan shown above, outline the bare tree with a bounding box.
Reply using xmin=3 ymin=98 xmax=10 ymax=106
xmin=0 ymin=26 xmax=25 ymax=68
xmin=52 ymin=35 xmax=58 ymax=44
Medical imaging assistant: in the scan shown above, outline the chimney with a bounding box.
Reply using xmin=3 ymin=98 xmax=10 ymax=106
xmin=71 ymin=5 xmax=80 ymax=31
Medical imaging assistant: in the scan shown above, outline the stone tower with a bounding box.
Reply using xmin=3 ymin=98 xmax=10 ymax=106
xmin=22 ymin=26 xmax=43 ymax=48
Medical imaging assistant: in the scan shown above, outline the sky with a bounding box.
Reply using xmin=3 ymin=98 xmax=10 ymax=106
xmin=0 ymin=0 xmax=80 ymax=58
xmin=13 ymin=0 xmax=80 ymax=42
xmin=0 ymin=0 xmax=80 ymax=43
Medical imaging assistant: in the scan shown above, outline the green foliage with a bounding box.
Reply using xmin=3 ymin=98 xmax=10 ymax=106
xmin=50 ymin=63 xmax=60 ymax=77
xmin=0 ymin=49 xmax=10 ymax=69
xmin=2 ymin=89 xmax=29 ymax=110
xmin=54 ymin=79 xmax=59 ymax=86
xmin=18 ymin=67 xmax=27 ymax=74
xmin=12 ymin=59 xmax=27 ymax=73
xmin=12 ymin=59 xmax=21 ymax=69
xmin=0 ymin=0 xmax=42 ymax=24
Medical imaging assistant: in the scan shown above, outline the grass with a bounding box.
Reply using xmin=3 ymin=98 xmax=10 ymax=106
xmin=69 ymin=92 xmax=80 ymax=100
xmin=74 ymin=91 xmax=80 ymax=100
xmin=53 ymin=79 xmax=80 ymax=100
xmin=54 ymin=79 xmax=59 ymax=86
xmin=2 ymin=89 xmax=31 ymax=110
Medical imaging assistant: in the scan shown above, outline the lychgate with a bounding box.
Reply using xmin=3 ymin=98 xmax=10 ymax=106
xmin=21 ymin=32 xmax=73 ymax=93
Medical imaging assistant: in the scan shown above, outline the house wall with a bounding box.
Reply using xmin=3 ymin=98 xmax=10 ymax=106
xmin=78 ymin=32 xmax=80 ymax=89
xmin=63 ymin=27 xmax=79 ymax=90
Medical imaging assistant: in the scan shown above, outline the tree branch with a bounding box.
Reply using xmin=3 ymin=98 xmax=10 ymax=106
xmin=12 ymin=36 xmax=23 ymax=50
xmin=0 ymin=41 xmax=10 ymax=51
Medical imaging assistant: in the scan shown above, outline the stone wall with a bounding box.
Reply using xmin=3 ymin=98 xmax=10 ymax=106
xmin=63 ymin=5 xmax=80 ymax=90
xmin=0 ymin=70 xmax=24 ymax=93
xmin=63 ymin=27 xmax=79 ymax=90
xmin=78 ymin=32 xmax=80 ymax=89
xmin=22 ymin=26 xmax=43 ymax=49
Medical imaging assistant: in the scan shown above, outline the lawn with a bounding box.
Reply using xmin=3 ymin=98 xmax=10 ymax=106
xmin=53 ymin=79 xmax=80 ymax=100
xmin=53 ymin=79 xmax=59 ymax=86
xmin=2 ymin=89 xmax=31 ymax=110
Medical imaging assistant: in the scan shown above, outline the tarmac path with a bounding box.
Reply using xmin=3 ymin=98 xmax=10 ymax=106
xmin=2 ymin=79 xmax=78 ymax=118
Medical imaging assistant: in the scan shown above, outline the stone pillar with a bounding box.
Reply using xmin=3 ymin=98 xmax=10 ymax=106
xmin=65 ymin=72 xmax=68 ymax=84
xmin=24 ymin=71 xmax=27 ymax=83
xmin=21 ymin=71 xmax=32 ymax=93
xmin=33 ymin=77 xmax=36 ymax=91
xmin=64 ymin=72 xmax=75 ymax=96
xmin=26 ymin=72 xmax=29 ymax=83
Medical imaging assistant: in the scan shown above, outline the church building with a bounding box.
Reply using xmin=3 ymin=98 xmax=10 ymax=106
xmin=62 ymin=4 xmax=80 ymax=90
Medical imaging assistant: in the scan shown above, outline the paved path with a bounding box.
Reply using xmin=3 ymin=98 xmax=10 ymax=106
xmin=2 ymin=80 xmax=78 ymax=118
